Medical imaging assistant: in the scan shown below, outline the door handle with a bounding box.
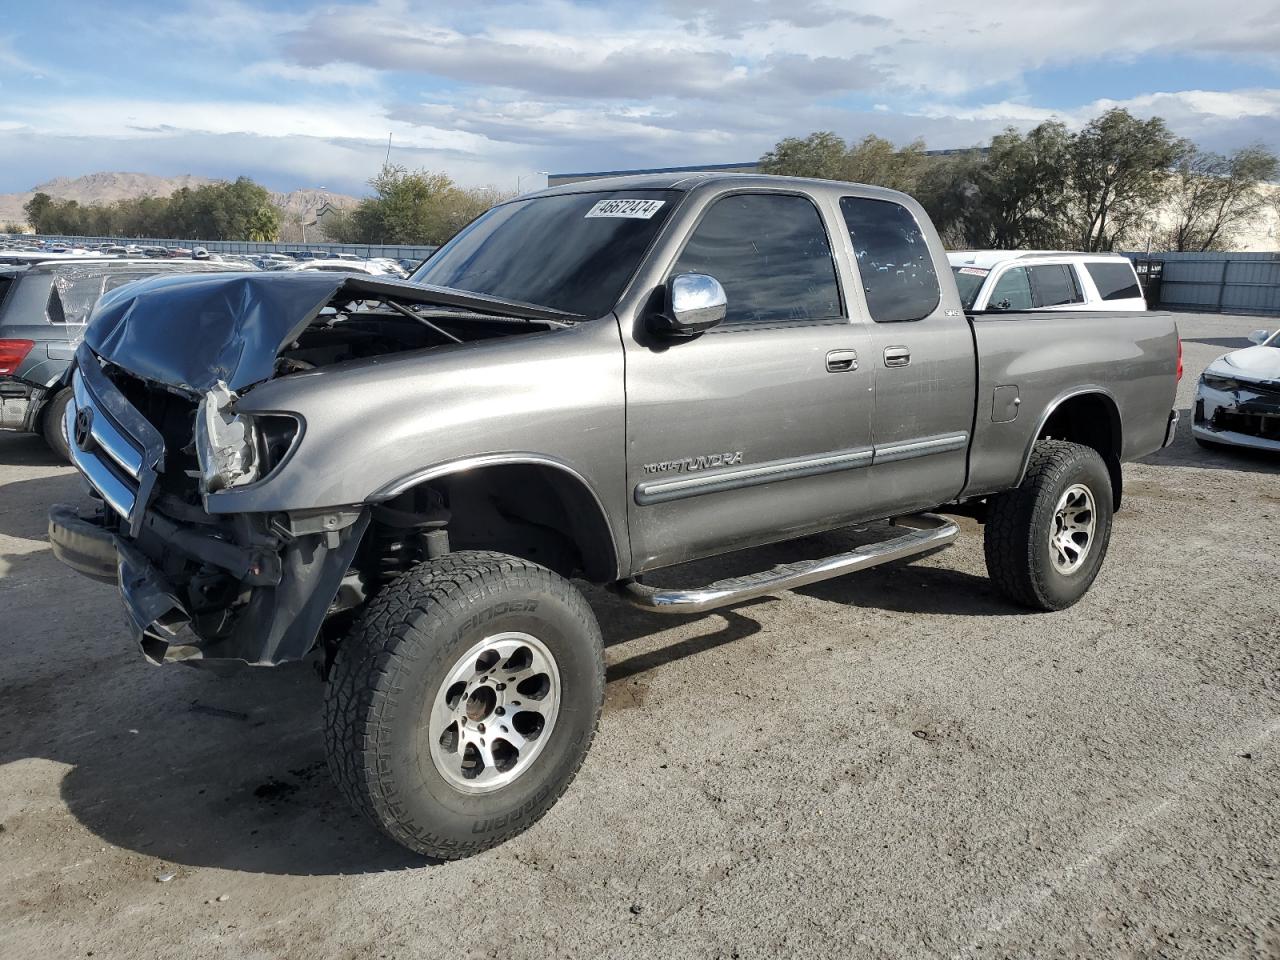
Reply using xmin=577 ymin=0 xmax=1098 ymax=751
xmin=883 ymin=346 xmax=911 ymax=367
xmin=825 ymin=349 xmax=858 ymax=373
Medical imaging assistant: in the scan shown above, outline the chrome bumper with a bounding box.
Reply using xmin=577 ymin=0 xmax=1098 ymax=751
xmin=1162 ymin=409 xmax=1179 ymax=448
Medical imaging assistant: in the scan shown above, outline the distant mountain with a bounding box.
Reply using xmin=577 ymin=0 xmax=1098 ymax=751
xmin=0 ymin=172 xmax=360 ymax=232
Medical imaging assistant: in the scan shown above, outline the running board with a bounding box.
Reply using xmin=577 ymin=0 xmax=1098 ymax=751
xmin=615 ymin=513 xmax=959 ymax=614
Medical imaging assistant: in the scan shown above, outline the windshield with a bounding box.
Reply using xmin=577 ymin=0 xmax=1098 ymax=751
xmin=951 ymin=265 xmax=990 ymax=310
xmin=412 ymin=190 xmax=681 ymax=317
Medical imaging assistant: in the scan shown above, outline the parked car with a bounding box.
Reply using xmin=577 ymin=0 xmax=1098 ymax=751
xmin=1192 ymin=327 xmax=1279 ymax=453
xmin=0 ymin=258 xmax=254 ymax=459
xmin=287 ymin=259 xmax=395 ymax=276
xmin=948 ymin=251 xmax=1147 ymax=312
xmin=48 ymin=174 xmax=1180 ymax=859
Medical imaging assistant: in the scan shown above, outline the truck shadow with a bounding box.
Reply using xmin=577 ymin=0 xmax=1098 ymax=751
xmin=2 ymin=485 xmax=1008 ymax=879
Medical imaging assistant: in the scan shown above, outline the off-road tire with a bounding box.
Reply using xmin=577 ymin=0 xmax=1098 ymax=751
xmin=41 ymin=388 xmax=73 ymax=462
xmin=324 ymin=551 xmax=604 ymax=860
xmin=984 ymin=440 xmax=1113 ymax=611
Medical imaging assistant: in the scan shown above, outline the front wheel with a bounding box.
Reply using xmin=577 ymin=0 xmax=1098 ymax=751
xmin=984 ymin=440 xmax=1114 ymax=611
xmin=323 ymin=551 xmax=604 ymax=859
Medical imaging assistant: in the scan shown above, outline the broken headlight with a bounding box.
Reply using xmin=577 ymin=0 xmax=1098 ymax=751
xmin=1200 ymin=373 xmax=1238 ymax=392
xmin=195 ymin=382 xmax=299 ymax=494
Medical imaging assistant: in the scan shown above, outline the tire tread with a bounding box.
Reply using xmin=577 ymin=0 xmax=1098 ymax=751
xmin=323 ymin=551 xmax=603 ymax=859
xmin=984 ymin=439 xmax=1109 ymax=611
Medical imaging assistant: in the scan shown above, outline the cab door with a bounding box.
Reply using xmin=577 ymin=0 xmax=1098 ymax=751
xmin=835 ymin=195 xmax=976 ymax=517
xmin=622 ymin=190 xmax=876 ymax=572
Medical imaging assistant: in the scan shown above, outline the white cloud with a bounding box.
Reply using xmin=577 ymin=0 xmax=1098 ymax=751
xmin=1 ymin=0 xmax=1278 ymax=192
xmin=240 ymin=60 xmax=382 ymax=88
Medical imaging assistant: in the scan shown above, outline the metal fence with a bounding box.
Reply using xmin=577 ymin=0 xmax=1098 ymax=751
xmin=15 ymin=234 xmax=439 ymax=262
xmin=1124 ymin=251 xmax=1280 ymax=316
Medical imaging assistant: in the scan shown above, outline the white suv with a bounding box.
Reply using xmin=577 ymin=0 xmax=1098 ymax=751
xmin=948 ymin=251 xmax=1147 ymax=312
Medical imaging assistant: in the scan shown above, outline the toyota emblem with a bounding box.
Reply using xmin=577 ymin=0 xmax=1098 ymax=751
xmin=74 ymin=406 xmax=95 ymax=452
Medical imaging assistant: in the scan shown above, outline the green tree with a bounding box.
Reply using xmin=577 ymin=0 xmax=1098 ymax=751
xmin=1067 ymin=108 xmax=1184 ymax=251
xmin=19 ymin=178 xmax=280 ymax=240
xmin=759 ymin=132 xmax=931 ymax=192
xmin=1165 ymin=144 xmax=1279 ymax=251
xmin=22 ymin=192 xmax=57 ymax=233
xmin=759 ymin=131 xmax=849 ymax=180
xmin=328 ymin=166 xmax=504 ymax=245
xmin=843 ymin=135 xmax=930 ymax=193
xmin=952 ymin=122 xmax=1074 ymax=249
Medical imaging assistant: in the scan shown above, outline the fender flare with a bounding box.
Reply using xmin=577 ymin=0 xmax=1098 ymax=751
xmin=1016 ymin=386 xmax=1124 ymax=502
xmin=370 ymin=452 xmax=623 ymax=580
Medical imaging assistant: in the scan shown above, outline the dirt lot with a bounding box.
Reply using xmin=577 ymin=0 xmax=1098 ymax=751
xmin=1 ymin=311 xmax=1277 ymax=959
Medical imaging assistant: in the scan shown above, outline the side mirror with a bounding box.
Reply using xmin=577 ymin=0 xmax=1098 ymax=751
xmin=650 ymin=273 xmax=727 ymax=338
xmin=1248 ymin=329 xmax=1271 ymax=345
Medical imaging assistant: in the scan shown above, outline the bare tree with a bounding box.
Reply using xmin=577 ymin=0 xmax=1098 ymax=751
xmin=1166 ymin=145 xmax=1279 ymax=251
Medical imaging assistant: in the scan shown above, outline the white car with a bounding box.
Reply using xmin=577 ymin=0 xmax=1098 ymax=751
xmin=1193 ymin=327 xmax=1280 ymax=453
xmin=948 ymin=251 xmax=1147 ymax=312
xmin=287 ymin=259 xmax=397 ymax=276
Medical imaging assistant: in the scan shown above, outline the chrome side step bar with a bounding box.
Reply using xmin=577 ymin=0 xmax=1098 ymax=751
xmin=615 ymin=513 xmax=959 ymax=614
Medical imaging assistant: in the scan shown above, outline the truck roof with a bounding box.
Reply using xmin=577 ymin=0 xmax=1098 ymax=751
xmin=529 ymin=171 xmax=913 ymax=202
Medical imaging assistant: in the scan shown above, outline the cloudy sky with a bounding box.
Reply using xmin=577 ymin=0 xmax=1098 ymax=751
xmin=1 ymin=0 xmax=1278 ymax=196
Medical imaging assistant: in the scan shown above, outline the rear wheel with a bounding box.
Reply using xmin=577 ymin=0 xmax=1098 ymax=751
xmin=41 ymin=388 xmax=73 ymax=462
xmin=984 ymin=440 xmax=1113 ymax=611
xmin=323 ymin=551 xmax=604 ymax=859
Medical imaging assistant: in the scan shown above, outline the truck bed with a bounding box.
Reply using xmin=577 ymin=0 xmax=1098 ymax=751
xmin=962 ymin=309 xmax=1180 ymax=499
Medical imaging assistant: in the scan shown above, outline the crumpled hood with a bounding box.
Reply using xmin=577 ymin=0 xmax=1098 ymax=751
xmin=86 ymin=271 xmax=348 ymax=393
xmin=1208 ymin=344 xmax=1280 ymax=386
xmin=84 ymin=270 xmax=574 ymax=394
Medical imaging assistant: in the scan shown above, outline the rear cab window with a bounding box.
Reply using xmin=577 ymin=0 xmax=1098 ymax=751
xmin=839 ymin=197 xmax=940 ymax=322
xmin=1086 ymin=262 xmax=1143 ymax=301
xmin=670 ymin=192 xmax=841 ymax=325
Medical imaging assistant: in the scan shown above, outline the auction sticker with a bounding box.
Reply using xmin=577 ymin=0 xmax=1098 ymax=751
xmin=585 ymin=198 xmax=666 ymax=219
xmin=958 ymin=267 xmax=990 ymax=276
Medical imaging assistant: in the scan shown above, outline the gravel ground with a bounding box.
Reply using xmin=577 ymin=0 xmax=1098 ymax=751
xmin=1 ymin=312 xmax=1277 ymax=960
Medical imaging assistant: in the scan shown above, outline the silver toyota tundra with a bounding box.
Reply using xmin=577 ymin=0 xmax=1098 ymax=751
xmin=48 ymin=174 xmax=1182 ymax=859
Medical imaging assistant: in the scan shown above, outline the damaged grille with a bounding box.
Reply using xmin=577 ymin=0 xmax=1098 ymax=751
xmin=66 ymin=343 xmax=165 ymax=535
xmin=1212 ymin=408 xmax=1280 ymax=441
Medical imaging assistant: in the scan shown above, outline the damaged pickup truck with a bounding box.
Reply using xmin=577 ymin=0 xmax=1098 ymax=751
xmin=49 ymin=174 xmax=1182 ymax=859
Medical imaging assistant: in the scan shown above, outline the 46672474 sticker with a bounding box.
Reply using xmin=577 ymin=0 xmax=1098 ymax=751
xmin=584 ymin=198 xmax=666 ymax=219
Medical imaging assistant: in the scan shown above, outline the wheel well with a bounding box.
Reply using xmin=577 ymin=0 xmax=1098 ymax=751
xmin=368 ymin=463 xmax=618 ymax=583
xmin=1036 ymin=393 xmax=1123 ymax=508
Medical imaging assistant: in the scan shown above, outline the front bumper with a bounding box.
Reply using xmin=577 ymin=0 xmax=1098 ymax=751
xmin=52 ymin=344 xmax=370 ymax=666
xmin=0 ymin=377 xmax=47 ymax=433
xmin=1193 ymin=381 xmax=1280 ymax=452
xmin=50 ymin=495 xmax=370 ymax=666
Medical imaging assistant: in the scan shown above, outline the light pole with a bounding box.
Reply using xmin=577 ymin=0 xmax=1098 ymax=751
xmin=517 ymin=171 xmax=549 ymax=194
